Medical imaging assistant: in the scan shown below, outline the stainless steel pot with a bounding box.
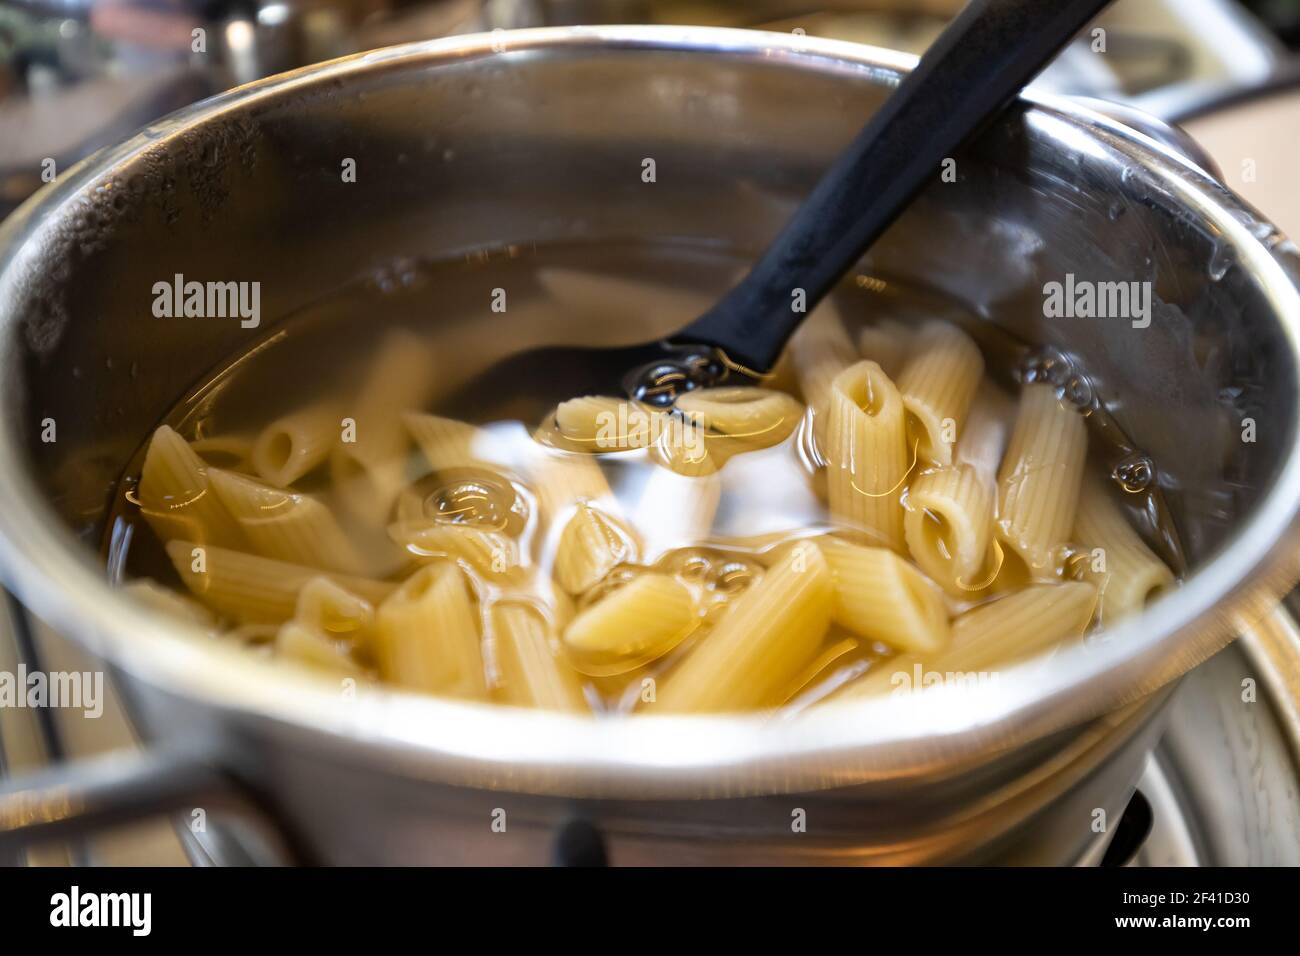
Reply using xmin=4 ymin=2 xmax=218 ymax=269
xmin=1 ymin=26 xmax=1300 ymax=865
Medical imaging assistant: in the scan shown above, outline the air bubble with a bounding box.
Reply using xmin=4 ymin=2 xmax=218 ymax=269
xmin=1113 ymin=453 xmax=1156 ymax=493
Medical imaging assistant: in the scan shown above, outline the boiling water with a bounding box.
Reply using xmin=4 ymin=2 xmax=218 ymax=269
xmin=102 ymin=239 xmax=1184 ymax=713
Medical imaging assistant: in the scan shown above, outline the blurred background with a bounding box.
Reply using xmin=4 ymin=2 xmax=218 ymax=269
xmin=3 ymin=0 xmax=1300 ymax=866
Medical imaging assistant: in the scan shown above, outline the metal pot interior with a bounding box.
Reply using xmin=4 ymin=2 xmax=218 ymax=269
xmin=1 ymin=28 xmax=1300 ymax=789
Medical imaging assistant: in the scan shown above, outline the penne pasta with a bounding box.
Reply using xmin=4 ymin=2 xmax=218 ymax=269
xmin=825 ymin=360 xmax=910 ymax=552
xmin=164 ymin=540 xmax=394 ymax=625
xmin=208 ymin=468 xmax=369 ymax=574
xmin=403 ymin=412 xmax=493 ymax=474
xmin=552 ymin=396 xmax=660 ymax=452
xmin=903 ymin=464 xmax=995 ymax=597
xmin=1071 ymin=477 xmax=1173 ymax=625
xmin=251 ymin=401 xmax=342 ymax=487
xmin=789 ymin=299 xmax=857 ymax=448
xmin=275 ymin=620 xmax=364 ymax=677
xmin=294 ymin=576 xmax=375 ymax=649
xmin=817 ymin=536 xmax=949 ymax=654
xmin=553 ymin=502 xmax=639 ymax=595
xmin=331 ymin=329 xmax=437 ymax=525
xmin=138 ymin=425 xmax=245 ymax=548
xmin=491 ymin=602 xmax=589 ymax=711
xmin=955 ymin=380 xmax=1016 ymax=488
xmin=897 ymin=321 xmax=984 ymax=466
xmin=674 ymin=386 xmax=804 ymax=453
xmin=654 ymin=541 xmax=832 ymax=713
xmin=838 ymin=581 xmax=1097 ymax=698
xmin=996 ymin=383 xmax=1088 ymax=577
xmin=373 ymin=562 xmax=487 ymax=699
xmin=388 ymin=520 xmax=523 ymax=580
xmin=563 ymin=572 xmax=699 ymax=676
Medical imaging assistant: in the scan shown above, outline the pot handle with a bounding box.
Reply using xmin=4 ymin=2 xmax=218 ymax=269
xmin=0 ymin=747 xmax=298 ymax=864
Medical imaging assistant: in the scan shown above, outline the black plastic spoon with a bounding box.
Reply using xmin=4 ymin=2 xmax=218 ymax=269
xmin=449 ymin=0 xmax=1115 ymax=416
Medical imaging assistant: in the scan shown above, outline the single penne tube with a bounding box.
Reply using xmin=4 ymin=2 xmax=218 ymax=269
xmin=996 ymin=383 xmax=1088 ymax=577
xmin=838 ymin=581 xmax=1097 ymax=699
xmin=653 ymin=541 xmax=832 ymax=713
xmin=789 ymin=299 xmax=857 ymax=447
xmin=674 ymin=387 xmax=804 ymax=452
xmin=373 ymin=562 xmax=487 ymax=699
xmin=1072 ymin=477 xmax=1174 ymax=625
xmin=562 ymin=572 xmax=699 ymax=676
xmin=491 ymin=602 xmax=589 ymax=712
xmin=897 ymin=321 xmax=984 ymax=466
xmin=551 ymin=396 xmax=661 ymax=452
xmin=332 ymin=329 xmax=437 ymax=524
xmin=825 ymin=360 xmax=910 ymax=551
xmin=388 ymin=521 xmax=523 ymax=580
xmin=164 ymin=540 xmax=394 ymax=625
xmin=817 ymin=536 xmax=949 ymax=654
xmin=955 ymin=380 xmax=1016 ymax=488
xmin=294 ymin=576 xmax=375 ymax=649
xmin=552 ymin=502 xmax=639 ymax=595
xmin=402 ymin=412 xmax=500 ymax=474
xmin=903 ymin=464 xmax=995 ymax=597
xmin=275 ymin=620 xmax=364 ymax=677
xmin=208 ymin=468 xmax=369 ymax=574
xmin=250 ymin=401 xmax=342 ymax=487
xmin=138 ymin=425 xmax=245 ymax=548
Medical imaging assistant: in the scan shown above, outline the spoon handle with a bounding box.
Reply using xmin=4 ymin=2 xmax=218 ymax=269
xmin=674 ymin=0 xmax=1115 ymax=373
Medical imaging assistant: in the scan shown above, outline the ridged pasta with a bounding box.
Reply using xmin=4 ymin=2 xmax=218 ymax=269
xmin=674 ymin=386 xmax=803 ymax=453
xmin=839 ymin=581 xmax=1097 ymax=698
xmin=789 ymin=299 xmax=856 ymax=447
xmin=251 ymin=401 xmax=341 ymax=487
xmin=293 ymin=576 xmax=375 ymax=649
xmin=373 ymin=562 xmax=487 ymax=699
xmin=491 ymin=602 xmax=588 ymax=711
xmin=903 ymin=464 xmax=994 ymax=597
xmin=1072 ymin=477 xmax=1173 ymax=625
xmin=654 ymin=541 xmax=832 ymax=713
xmin=403 ymin=412 xmax=488 ymax=474
xmin=553 ymin=396 xmax=660 ymax=452
xmin=563 ymin=573 xmax=699 ymax=676
xmin=275 ymin=621 xmax=364 ymax=677
xmin=388 ymin=521 xmax=522 ymax=579
xmin=955 ymin=380 xmax=1015 ymax=487
xmin=208 ymin=468 xmax=368 ymax=574
xmin=331 ymin=329 xmax=436 ymax=525
xmin=138 ymin=425 xmax=245 ymax=548
xmin=897 ymin=322 xmax=984 ymax=466
xmin=818 ymin=536 xmax=949 ymax=653
xmin=553 ymin=502 xmax=639 ymax=595
xmin=996 ymin=383 xmax=1088 ymax=576
xmin=164 ymin=540 xmax=393 ymax=625
xmin=825 ymin=361 xmax=909 ymax=551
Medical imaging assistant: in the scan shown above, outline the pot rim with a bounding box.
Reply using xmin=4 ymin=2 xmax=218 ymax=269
xmin=1 ymin=25 xmax=1299 ymax=798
